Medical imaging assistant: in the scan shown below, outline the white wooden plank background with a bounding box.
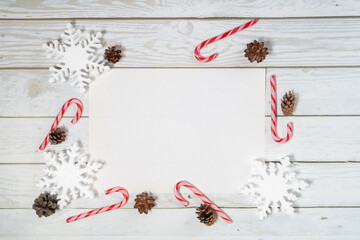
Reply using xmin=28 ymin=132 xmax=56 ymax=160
xmin=1 ymin=19 xmax=360 ymax=68
xmin=0 ymin=0 xmax=358 ymax=18
xmin=0 ymin=0 xmax=360 ymax=239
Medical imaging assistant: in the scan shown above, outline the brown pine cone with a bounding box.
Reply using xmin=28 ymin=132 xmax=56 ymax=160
xmin=244 ymin=40 xmax=268 ymax=63
xmin=134 ymin=192 xmax=155 ymax=214
xmin=104 ymin=46 xmax=122 ymax=64
xmin=281 ymin=91 xmax=296 ymax=116
xmin=49 ymin=128 xmax=66 ymax=145
xmin=196 ymin=204 xmax=215 ymax=226
xmin=32 ymin=193 xmax=58 ymax=217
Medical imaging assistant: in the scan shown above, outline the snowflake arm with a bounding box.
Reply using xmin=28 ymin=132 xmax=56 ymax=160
xmin=87 ymin=55 xmax=110 ymax=76
xmin=48 ymin=64 xmax=71 ymax=83
xmin=82 ymin=32 xmax=103 ymax=53
xmin=61 ymin=23 xmax=82 ymax=47
xmin=42 ymin=40 xmax=65 ymax=59
xmin=71 ymin=70 xmax=91 ymax=93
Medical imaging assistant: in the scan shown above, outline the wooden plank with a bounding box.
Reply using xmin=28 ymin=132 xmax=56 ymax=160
xmin=1 ymin=68 xmax=360 ymax=117
xmin=0 ymin=0 xmax=359 ymax=19
xmin=1 ymin=19 xmax=360 ymax=68
xmin=265 ymin=116 xmax=360 ymax=162
xmin=0 ymin=118 xmax=88 ymax=163
xmin=1 ymin=117 xmax=359 ymax=163
xmin=266 ymin=68 xmax=360 ymax=116
xmin=1 ymin=163 xmax=359 ymax=209
xmin=0 ymin=70 xmax=88 ymax=117
xmin=0 ymin=208 xmax=358 ymax=238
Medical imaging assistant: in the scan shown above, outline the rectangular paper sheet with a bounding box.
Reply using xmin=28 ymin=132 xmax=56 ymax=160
xmin=90 ymin=69 xmax=265 ymax=194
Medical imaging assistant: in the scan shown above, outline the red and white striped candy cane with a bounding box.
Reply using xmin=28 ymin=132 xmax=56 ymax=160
xmin=39 ymin=98 xmax=83 ymax=151
xmin=66 ymin=187 xmax=128 ymax=223
xmin=270 ymin=75 xmax=293 ymax=143
xmin=194 ymin=19 xmax=257 ymax=63
xmin=174 ymin=181 xmax=232 ymax=224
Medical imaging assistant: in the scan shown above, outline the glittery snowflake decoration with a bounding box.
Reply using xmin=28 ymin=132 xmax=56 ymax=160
xmin=241 ymin=157 xmax=309 ymax=220
xmin=42 ymin=23 xmax=110 ymax=92
xmin=37 ymin=141 xmax=103 ymax=209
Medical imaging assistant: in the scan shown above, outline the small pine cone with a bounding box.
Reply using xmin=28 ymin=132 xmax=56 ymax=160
xmin=104 ymin=46 xmax=122 ymax=64
xmin=49 ymin=128 xmax=66 ymax=145
xmin=244 ymin=40 xmax=268 ymax=63
xmin=281 ymin=91 xmax=296 ymax=116
xmin=196 ymin=204 xmax=215 ymax=226
xmin=32 ymin=193 xmax=58 ymax=217
xmin=134 ymin=192 xmax=155 ymax=214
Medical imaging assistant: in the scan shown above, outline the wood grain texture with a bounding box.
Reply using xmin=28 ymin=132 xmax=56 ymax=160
xmin=0 ymin=70 xmax=89 ymax=117
xmin=1 ymin=68 xmax=359 ymax=117
xmin=266 ymin=68 xmax=360 ymax=116
xmin=0 ymin=0 xmax=359 ymax=19
xmin=1 ymin=19 xmax=360 ymax=68
xmin=1 ymin=1 xmax=359 ymax=238
xmin=0 ymin=208 xmax=358 ymax=238
xmin=0 ymin=118 xmax=88 ymax=163
xmin=266 ymin=116 xmax=360 ymax=162
xmin=1 ymin=117 xmax=359 ymax=163
xmin=1 ymin=163 xmax=359 ymax=209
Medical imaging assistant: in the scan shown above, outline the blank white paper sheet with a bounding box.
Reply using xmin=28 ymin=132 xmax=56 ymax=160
xmin=90 ymin=69 xmax=265 ymax=194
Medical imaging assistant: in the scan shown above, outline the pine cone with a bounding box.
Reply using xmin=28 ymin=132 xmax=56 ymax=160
xmin=104 ymin=46 xmax=122 ymax=64
xmin=49 ymin=128 xmax=66 ymax=145
xmin=134 ymin=192 xmax=155 ymax=214
xmin=32 ymin=193 xmax=58 ymax=217
xmin=196 ymin=204 xmax=215 ymax=226
xmin=281 ymin=91 xmax=296 ymax=116
xmin=244 ymin=40 xmax=268 ymax=63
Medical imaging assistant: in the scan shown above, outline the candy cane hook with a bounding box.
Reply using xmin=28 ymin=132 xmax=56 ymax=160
xmin=39 ymin=98 xmax=83 ymax=151
xmin=194 ymin=19 xmax=257 ymax=63
xmin=66 ymin=187 xmax=129 ymax=223
xmin=270 ymin=75 xmax=293 ymax=143
xmin=174 ymin=181 xmax=232 ymax=224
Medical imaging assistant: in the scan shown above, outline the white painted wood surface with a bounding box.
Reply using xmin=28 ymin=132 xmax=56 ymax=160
xmin=1 ymin=19 xmax=360 ymax=68
xmin=0 ymin=1 xmax=360 ymax=239
xmin=1 ymin=208 xmax=359 ymax=239
xmin=0 ymin=0 xmax=358 ymax=18
xmin=1 ymin=163 xmax=359 ymax=209
xmin=1 ymin=117 xmax=360 ymax=163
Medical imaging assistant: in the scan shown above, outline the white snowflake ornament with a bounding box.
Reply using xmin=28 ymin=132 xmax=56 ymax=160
xmin=37 ymin=141 xmax=103 ymax=209
xmin=241 ymin=157 xmax=308 ymax=220
xmin=42 ymin=23 xmax=110 ymax=92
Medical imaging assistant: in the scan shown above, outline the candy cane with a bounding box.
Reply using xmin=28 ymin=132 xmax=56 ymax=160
xmin=194 ymin=19 xmax=257 ymax=63
xmin=174 ymin=181 xmax=232 ymax=224
xmin=39 ymin=98 xmax=83 ymax=151
xmin=66 ymin=187 xmax=128 ymax=223
xmin=270 ymin=75 xmax=293 ymax=143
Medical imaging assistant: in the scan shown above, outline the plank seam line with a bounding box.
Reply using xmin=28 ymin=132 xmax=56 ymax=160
xmin=1 ymin=66 xmax=360 ymax=70
xmin=1 ymin=16 xmax=360 ymax=21
xmin=1 ymin=206 xmax=359 ymax=210
xmin=2 ymin=115 xmax=360 ymax=118
xmin=1 ymin=161 xmax=360 ymax=165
